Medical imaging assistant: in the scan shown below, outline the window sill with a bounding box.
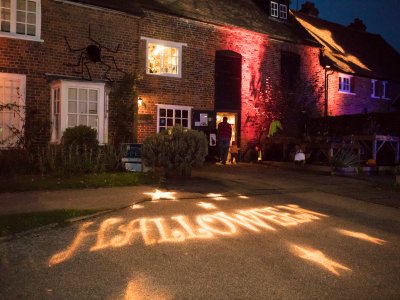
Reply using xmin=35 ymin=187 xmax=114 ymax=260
xmin=0 ymin=32 xmax=43 ymax=42
xmin=146 ymin=72 xmax=181 ymax=79
xmin=338 ymin=91 xmax=356 ymax=95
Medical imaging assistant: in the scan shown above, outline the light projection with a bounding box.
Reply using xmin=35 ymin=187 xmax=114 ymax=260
xmin=206 ymin=193 xmax=227 ymax=201
xmin=124 ymin=275 xmax=172 ymax=300
xmin=49 ymin=204 xmax=328 ymax=266
xmin=291 ymin=245 xmax=351 ymax=276
xmin=197 ymin=202 xmax=218 ymax=210
xmin=144 ymin=190 xmax=176 ymax=201
xmin=337 ymin=229 xmax=387 ymax=245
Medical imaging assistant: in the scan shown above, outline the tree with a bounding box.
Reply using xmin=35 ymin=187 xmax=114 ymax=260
xmin=299 ymin=1 xmax=319 ymax=17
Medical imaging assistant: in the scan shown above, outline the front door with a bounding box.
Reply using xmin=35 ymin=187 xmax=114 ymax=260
xmin=216 ymin=112 xmax=238 ymax=144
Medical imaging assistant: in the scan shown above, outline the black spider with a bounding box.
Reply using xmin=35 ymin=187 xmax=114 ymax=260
xmin=64 ymin=25 xmax=125 ymax=81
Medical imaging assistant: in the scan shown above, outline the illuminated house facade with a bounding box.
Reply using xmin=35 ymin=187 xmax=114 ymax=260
xmin=294 ymin=12 xmax=400 ymax=117
xmin=1 ymin=0 xmax=398 ymax=151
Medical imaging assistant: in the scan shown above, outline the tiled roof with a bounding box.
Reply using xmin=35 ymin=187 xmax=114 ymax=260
xmin=294 ymin=12 xmax=400 ymax=82
xmin=139 ymin=0 xmax=316 ymax=45
xmin=65 ymin=0 xmax=318 ymax=46
xmin=63 ymin=0 xmax=144 ymax=16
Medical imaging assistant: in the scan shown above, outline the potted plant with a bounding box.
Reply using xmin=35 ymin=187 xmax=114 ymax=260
xmin=331 ymin=147 xmax=360 ymax=175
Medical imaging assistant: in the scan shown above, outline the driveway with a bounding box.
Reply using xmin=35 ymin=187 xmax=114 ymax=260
xmin=1 ymin=164 xmax=399 ymax=299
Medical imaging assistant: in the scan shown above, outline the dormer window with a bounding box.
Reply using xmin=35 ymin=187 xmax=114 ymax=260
xmin=271 ymin=1 xmax=278 ymax=17
xmin=279 ymin=4 xmax=287 ymax=19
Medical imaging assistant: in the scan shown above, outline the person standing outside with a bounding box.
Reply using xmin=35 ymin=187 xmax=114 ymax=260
xmin=217 ymin=116 xmax=232 ymax=165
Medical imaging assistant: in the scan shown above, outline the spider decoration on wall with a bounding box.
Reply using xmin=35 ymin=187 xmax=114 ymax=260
xmin=64 ymin=25 xmax=126 ymax=82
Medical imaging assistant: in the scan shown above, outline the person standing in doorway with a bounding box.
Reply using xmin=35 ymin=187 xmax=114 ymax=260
xmin=217 ymin=116 xmax=232 ymax=165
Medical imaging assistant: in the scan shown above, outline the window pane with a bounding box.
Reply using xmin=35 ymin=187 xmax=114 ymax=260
xmin=27 ymin=12 xmax=35 ymax=23
xmin=68 ymin=101 xmax=77 ymax=113
xmin=16 ymin=23 xmax=25 ymax=34
xmin=26 ymin=24 xmax=35 ymax=35
xmin=182 ymin=110 xmax=188 ymax=118
xmin=160 ymin=109 xmax=166 ymax=117
xmin=148 ymin=43 xmax=161 ymax=74
xmin=167 ymin=109 xmax=173 ymax=117
xmin=68 ymin=114 xmax=77 ymax=127
xmin=182 ymin=119 xmax=188 ymax=127
xmin=79 ymin=102 xmax=87 ymax=114
xmin=68 ymin=88 xmax=77 ymax=100
xmin=2 ymin=0 xmax=11 ymax=8
xmin=79 ymin=115 xmax=87 ymax=126
xmin=175 ymin=110 xmax=181 ymax=118
xmin=27 ymin=1 xmax=36 ymax=12
xmin=175 ymin=119 xmax=181 ymax=125
xmin=79 ymin=89 xmax=87 ymax=101
xmin=89 ymin=116 xmax=97 ymax=128
xmin=1 ymin=20 xmax=10 ymax=32
xmin=17 ymin=11 xmax=25 ymax=22
xmin=89 ymin=90 xmax=97 ymax=102
xmin=167 ymin=118 xmax=173 ymax=126
xmin=159 ymin=118 xmax=166 ymax=126
xmin=17 ymin=0 xmax=26 ymax=11
xmin=89 ymin=102 xmax=97 ymax=114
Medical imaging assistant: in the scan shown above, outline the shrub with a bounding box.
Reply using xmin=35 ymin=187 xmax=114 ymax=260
xmin=62 ymin=125 xmax=99 ymax=151
xmin=331 ymin=147 xmax=360 ymax=168
xmin=142 ymin=126 xmax=208 ymax=177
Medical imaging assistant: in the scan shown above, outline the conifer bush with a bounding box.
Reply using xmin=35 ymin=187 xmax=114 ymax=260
xmin=142 ymin=126 xmax=208 ymax=177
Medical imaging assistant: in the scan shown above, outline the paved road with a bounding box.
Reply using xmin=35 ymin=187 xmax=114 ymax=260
xmin=1 ymin=164 xmax=400 ymax=299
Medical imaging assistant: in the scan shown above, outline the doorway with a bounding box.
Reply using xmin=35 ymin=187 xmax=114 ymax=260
xmin=216 ymin=112 xmax=238 ymax=143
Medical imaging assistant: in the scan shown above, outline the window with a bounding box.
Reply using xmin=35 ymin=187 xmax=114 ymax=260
xmin=281 ymin=52 xmax=300 ymax=91
xmin=141 ymin=37 xmax=187 ymax=78
xmin=371 ymin=79 xmax=390 ymax=100
xmin=338 ymin=73 xmax=354 ymax=94
xmin=0 ymin=73 xmax=25 ymax=147
xmin=270 ymin=1 xmax=278 ymax=17
xmin=0 ymin=0 xmax=41 ymax=41
xmin=157 ymin=104 xmax=192 ymax=132
xmin=279 ymin=4 xmax=287 ymax=19
xmin=50 ymin=81 xmax=108 ymax=144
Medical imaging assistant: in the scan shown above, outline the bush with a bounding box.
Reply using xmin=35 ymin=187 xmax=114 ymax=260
xmin=142 ymin=126 xmax=208 ymax=177
xmin=62 ymin=125 xmax=99 ymax=151
xmin=331 ymin=147 xmax=360 ymax=168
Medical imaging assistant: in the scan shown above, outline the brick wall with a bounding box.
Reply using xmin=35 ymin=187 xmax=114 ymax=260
xmin=0 ymin=0 xmax=140 ymax=147
xmin=327 ymin=73 xmax=400 ymax=116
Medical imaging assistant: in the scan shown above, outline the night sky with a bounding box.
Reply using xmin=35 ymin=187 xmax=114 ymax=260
xmin=291 ymin=0 xmax=400 ymax=52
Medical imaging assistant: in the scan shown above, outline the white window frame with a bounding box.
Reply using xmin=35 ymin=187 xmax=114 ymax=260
xmin=0 ymin=0 xmax=42 ymax=42
xmin=270 ymin=1 xmax=279 ymax=17
xmin=0 ymin=72 xmax=26 ymax=148
xmin=338 ymin=73 xmax=354 ymax=94
xmin=371 ymin=79 xmax=390 ymax=100
xmin=156 ymin=104 xmax=192 ymax=133
xmin=382 ymin=81 xmax=390 ymax=100
xmin=279 ymin=4 xmax=287 ymax=19
xmin=371 ymin=79 xmax=379 ymax=98
xmin=50 ymin=80 xmax=108 ymax=144
xmin=141 ymin=37 xmax=187 ymax=78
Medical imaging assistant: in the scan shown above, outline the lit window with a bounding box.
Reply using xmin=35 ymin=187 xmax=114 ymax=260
xmin=50 ymin=81 xmax=108 ymax=144
xmin=0 ymin=73 xmax=25 ymax=147
xmin=141 ymin=37 xmax=186 ymax=78
xmin=0 ymin=0 xmax=41 ymax=41
xmin=157 ymin=104 xmax=192 ymax=132
xmin=279 ymin=4 xmax=287 ymax=19
xmin=338 ymin=73 xmax=353 ymax=93
xmin=271 ymin=1 xmax=278 ymax=17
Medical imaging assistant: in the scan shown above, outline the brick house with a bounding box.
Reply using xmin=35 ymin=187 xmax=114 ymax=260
xmin=1 ymin=0 xmax=397 ymax=153
xmin=294 ymin=12 xmax=400 ymax=117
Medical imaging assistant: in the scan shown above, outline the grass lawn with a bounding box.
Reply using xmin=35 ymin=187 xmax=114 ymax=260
xmin=0 ymin=172 xmax=158 ymax=193
xmin=0 ymin=209 xmax=102 ymax=237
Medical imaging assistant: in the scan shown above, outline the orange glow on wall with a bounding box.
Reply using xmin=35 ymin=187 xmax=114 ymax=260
xmin=291 ymin=244 xmax=351 ymax=276
xmin=49 ymin=204 xmax=328 ymax=266
xmin=336 ymin=229 xmax=387 ymax=245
